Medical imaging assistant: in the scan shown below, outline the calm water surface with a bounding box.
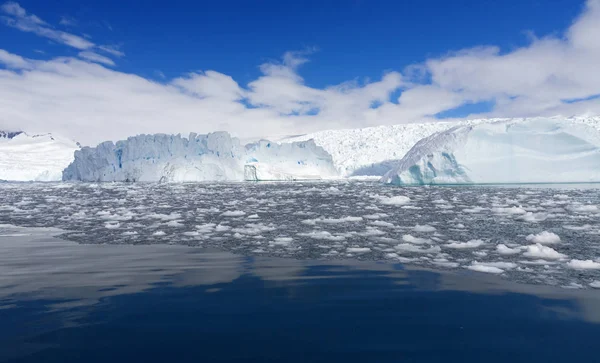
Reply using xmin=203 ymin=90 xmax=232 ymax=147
xmin=1 ymin=227 xmax=599 ymax=362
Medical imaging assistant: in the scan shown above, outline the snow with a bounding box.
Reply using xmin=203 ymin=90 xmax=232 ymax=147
xmin=383 ymin=117 xmax=600 ymax=185
xmin=0 ymin=132 xmax=79 ymax=181
xmin=526 ymin=231 xmax=561 ymax=244
xmin=566 ymin=259 xmax=600 ymax=270
xmin=63 ymin=132 xmax=338 ymax=182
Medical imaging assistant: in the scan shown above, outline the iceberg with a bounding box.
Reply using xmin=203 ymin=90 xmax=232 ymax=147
xmin=0 ymin=132 xmax=79 ymax=181
xmin=63 ymin=132 xmax=338 ymax=182
xmin=383 ymin=118 xmax=600 ymax=185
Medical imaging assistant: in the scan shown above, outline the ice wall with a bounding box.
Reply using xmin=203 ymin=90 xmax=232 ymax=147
xmin=383 ymin=119 xmax=600 ymax=185
xmin=63 ymin=132 xmax=338 ymax=182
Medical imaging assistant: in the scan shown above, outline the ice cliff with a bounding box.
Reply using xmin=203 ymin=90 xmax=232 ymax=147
xmin=383 ymin=118 xmax=600 ymax=185
xmin=63 ymin=132 xmax=338 ymax=182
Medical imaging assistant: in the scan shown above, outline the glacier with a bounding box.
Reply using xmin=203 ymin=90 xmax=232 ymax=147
xmin=63 ymin=132 xmax=338 ymax=182
xmin=283 ymin=116 xmax=600 ymax=177
xmin=383 ymin=118 xmax=600 ymax=185
xmin=0 ymin=132 xmax=80 ymax=181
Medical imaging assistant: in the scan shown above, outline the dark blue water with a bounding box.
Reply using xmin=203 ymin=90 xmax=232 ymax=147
xmin=1 ymin=229 xmax=599 ymax=362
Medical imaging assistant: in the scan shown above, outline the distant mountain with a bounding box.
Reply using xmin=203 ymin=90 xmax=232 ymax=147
xmin=0 ymin=131 xmax=24 ymax=139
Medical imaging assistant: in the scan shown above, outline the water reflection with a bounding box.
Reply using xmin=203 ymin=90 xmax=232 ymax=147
xmin=1 ymin=227 xmax=600 ymax=362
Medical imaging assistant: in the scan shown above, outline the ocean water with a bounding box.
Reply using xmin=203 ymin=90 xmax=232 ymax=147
xmin=1 ymin=182 xmax=600 ymax=361
xmin=1 ymin=182 xmax=600 ymax=287
xmin=1 ymin=228 xmax=600 ymax=362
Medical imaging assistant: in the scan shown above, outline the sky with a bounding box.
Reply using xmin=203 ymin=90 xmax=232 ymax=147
xmin=1 ymin=0 xmax=599 ymax=145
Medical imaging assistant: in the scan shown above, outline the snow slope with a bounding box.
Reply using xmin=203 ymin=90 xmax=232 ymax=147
xmin=63 ymin=132 xmax=338 ymax=182
xmin=283 ymin=116 xmax=600 ymax=177
xmin=0 ymin=132 xmax=80 ymax=181
xmin=383 ymin=118 xmax=600 ymax=185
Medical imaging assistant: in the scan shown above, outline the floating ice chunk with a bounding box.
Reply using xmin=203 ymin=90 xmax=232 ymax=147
xmin=148 ymin=212 xmax=182 ymax=221
xmin=517 ymin=212 xmax=548 ymax=222
xmin=222 ymin=210 xmax=246 ymax=217
xmin=166 ymin=220 xmax=184 ymax=227
xmin=297 ymin=231 xmax=346 ymax=241
xmin=105 ymin=222 xmax=120 ymax=229
xmin=232 ymin=223 xmax=276 ymax=235
xmin=215 ymin=224 xmax=231 ymax=232
xmin=566 ymin=259 xmax=600 ymax=270
xmin=378 ymin=195 xmax=411 ymax=206
xmin=568 ymin=204 xmax=599 ymax=213
xmin=445 ymin=239 xmax=484 ymax=249
xmin=463 ymin=207 xmax=486 ymax=213
xmin=318 ymin=216 xmax=363 ymax=224
xmin=247 ymin=214 xmax=260 ymax=219
xmin=472 ymin=251 xmax=487 ymax=257
xmin=395 ymin=244 xmax=441 ymax=254
xmin=475 ymin=261 xmax=518 ymax=269
xmin=519 ymin=259 xmax=555 ymax=266
xmin=523 ymin=244 xmax=566 ymax=260
xmin=563 ymin=224 xmax=592 ymax=231
xmin=525 ymin=231 xmax=561 ymax=245
xmin=153 ymin=231 xmax=166 ymax=236
xmin=454 ymin=224 xmax=466 ymax=229
xmin=492 ymin=206 xmax=527 ymax=215
xmin=271 ymin=237 xmax=293 ymax=246
xmin=363 ymin=213 xmax=387 ymax=220
xmin=347 ymin=247 xmax=371 ymax=253
xmin=370 ymin=220 xmax=395 ymax=228
xmin=432 ymin=259 xmax=460 ymax=268
xmin=360 ymin=227 xmax=386 ymax=236
xmin=402 ymin=234 xmax=430 ymax=244
xmin=590 ymin=281 xmax=600 ymax=288
xmin=122 ymin=231 xmax=138 ymax=236
xmin=496 ymin=244 xmax=522 ymax=255
xmin=413 ymin=224 xmax=436 ymax=232
xmin=466 ymin=263 xmax=504 ymax=274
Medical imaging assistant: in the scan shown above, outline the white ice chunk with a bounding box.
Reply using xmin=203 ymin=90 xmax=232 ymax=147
xmin=525 ymin=231 xmax=561 ymax=245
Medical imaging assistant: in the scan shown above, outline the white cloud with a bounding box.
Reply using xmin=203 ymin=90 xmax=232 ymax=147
xmin=0 ymin=1 xmax=599 ymax=146
xmin=78 ymin=51 xmax=115 ymax=66
xmin=1 ymin=2 xmax=122 ymax=60
xmin=1 ymin=2 xmax=94 ymax=50
xmin=0 ymin=49 xmax=31 ymax=69
xmin=59 ymin=16 xmax=77 ymax=27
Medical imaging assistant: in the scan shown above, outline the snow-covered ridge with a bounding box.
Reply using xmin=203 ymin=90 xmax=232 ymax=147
xmin=0 ymin=132 xmax=80 ymax=181
xmin=383 ymin=117 xmax=600 ymax=185
xmin=283 ymin=116 xmax=600 ymax=177
xmin=63 ymin=132 xmax=338 ymax=182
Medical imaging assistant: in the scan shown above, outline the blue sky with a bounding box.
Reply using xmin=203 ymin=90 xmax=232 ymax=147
xmin=2 ymin=0 xmax=583 ymax=85
xmin=1 ymin=0 xmax=599 ymax=144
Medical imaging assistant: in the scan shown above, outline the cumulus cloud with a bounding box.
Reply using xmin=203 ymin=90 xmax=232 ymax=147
xmin=0 ymin=1 xmax=599 ymax=145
